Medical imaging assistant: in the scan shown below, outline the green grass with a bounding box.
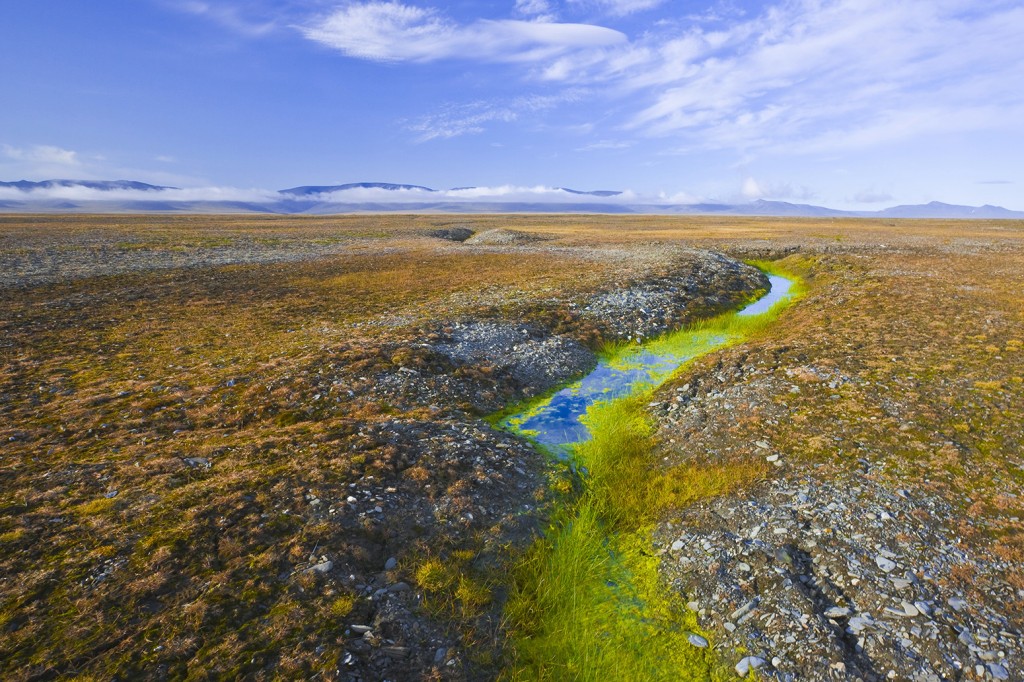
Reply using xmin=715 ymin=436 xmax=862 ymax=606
xmin=502 ymin=263 xmax=803 ymax=680
xmin=504 ymin=394 xmax=768 ymax=681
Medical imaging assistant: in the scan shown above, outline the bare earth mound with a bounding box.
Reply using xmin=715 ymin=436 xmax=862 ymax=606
xmin=463 ymin=228 xmax=545 ymax=245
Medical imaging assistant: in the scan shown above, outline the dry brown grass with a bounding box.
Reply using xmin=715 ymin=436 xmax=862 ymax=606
xmin=1 ymin=213 xmax=1022 ymax=678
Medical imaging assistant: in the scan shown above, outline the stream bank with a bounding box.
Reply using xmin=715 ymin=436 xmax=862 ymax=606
xmin=499 ymin=265 xmax=801 ymax=680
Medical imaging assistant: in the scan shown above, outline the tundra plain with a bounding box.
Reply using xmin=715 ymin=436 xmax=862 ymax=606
xmin=1 ymin=214 xmax=1022 ymax=681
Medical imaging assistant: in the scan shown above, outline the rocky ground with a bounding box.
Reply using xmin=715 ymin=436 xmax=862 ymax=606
xmin=656 ymin=473 xmax=1021 ymax=681
xmin=649 ymin=240 xmax=1024 ymax=681
xmin=0 ymin=214 xmax=766 ymax=681
xmin=2 ymin=214 xmax=1021 ymax=681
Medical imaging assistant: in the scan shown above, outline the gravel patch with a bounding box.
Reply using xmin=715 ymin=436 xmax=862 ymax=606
xmin=463 ymin=229 xmax=547 ymax=245
xmin=582 ymin=250 xmax=768 ymax=341
xmin=656 ymin=473 xmax=1024 ymax=681
xmin=434 ymin=322 xmax=595 ymax=393
xmin=0 ymin=239 xmax=365 ymax=288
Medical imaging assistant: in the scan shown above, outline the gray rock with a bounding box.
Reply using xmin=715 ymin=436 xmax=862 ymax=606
xmin=384 ymin=557 xmax=398 ymax=571
xmin=730 ymin=597 xmax=760 ymax=621
xmin=824 ymin=606 xmax=851 ymax=619
xmin=688 ymin=633 xmax=709 ymax=648
xmin=848 ymin=616 xmax=873 ymax=634
xmin=735 ymin=656 xmax=766 ymax=677
xmin=875 ymin=555 xmax=897 ymax=572
xmin=988 ymin=663 xmax=1010 ymax=681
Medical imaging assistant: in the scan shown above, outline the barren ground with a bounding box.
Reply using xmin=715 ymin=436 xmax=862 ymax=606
xmin=1 ymin=214 xmax=1022 ymax=681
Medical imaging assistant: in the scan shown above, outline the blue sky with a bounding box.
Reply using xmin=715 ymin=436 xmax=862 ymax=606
xmin=2 ymin=0 xmax=1022 ymax=209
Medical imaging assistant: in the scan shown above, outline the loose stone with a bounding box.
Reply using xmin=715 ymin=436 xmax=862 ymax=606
xmin=735 ymin=656 xmax=767 ymax=677
xmin=688 ymin=633 xmax=709 ymax=648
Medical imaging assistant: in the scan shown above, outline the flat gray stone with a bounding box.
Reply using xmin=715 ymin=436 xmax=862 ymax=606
xmin=735 ymin=656 xmax=766 ymax=677
xmin=988 ymin=663 xmax=1010 ymax=681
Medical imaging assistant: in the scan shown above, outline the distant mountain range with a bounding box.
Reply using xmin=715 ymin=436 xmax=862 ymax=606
xmin=0 ymin=179 xmax=177 ymax=192
xmin=0 ymin=179 xmax=1020 ymax=219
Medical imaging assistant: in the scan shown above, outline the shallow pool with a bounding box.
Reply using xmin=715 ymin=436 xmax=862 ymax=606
xmin=503 ymin=274 xmax=795 ymax=452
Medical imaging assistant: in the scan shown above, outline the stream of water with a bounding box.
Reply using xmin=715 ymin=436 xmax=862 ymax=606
xmin=502 ymin=274 xmax=795 ymax=451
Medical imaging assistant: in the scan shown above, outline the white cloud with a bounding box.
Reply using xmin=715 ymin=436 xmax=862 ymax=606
xmin=515 ymin=0 xmax=557 ymax=21
xmin=169 ymin=0 xmax=277 ymax=36
xmin=0 ymin=184 xmax=280 ymax=203
xmin=568 ymin=0 xmax=666 ymax=17
xmin=408 ymin=92 xmax=584 ymax=140
xmin=740 ymin=176 xmax=815 ymax=202
xmin=408 ymin=104 xmax=518 ymax=141
xmin=286 ymin=184 xmax=634 ymax=203
xmin=741 ymin=176 xmax=763 ymax=200
xmin=619 ymin=0 xmax=1024 ymax=154
xmin=853 ymin=188 xmax=894 ymax=204
xmin=300 ymin=2 xmax=625 ymax=63
xmin=576 ymin=139 xmax=631 ymax=151
xmin=3 ymin=144 xmax=80 ymax=166
xmin=168 ymin=1 xmax=1024 ymax=163
xmin=0 ymin=183 xmax=640 ymax=205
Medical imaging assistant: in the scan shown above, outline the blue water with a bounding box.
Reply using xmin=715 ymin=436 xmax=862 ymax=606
xmin=736 ymin=274 xmax=793 ymax=317
xmin=503 ymin=274 xmax=795 ymax=452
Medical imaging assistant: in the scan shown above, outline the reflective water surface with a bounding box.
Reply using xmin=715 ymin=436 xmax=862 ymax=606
xmin=503 ymin=274 xmax=795 ymax=452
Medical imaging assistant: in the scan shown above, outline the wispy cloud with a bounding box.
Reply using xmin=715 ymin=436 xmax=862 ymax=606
xmin=0 ymin=183 xmax=280 ymax=203
xmin=300 ymin=2 xmax=625 ymax=63
xmin=576 ymin=139 xmax=631 ymax=151
xmin=169 ymin=1 xmax=1024 ymax=162
xmin=278 ymin=184 xmax=635 ymax=203
xmin=515 ymin=0 xmax=558 ymax=22
xmin=408 ymin=92 xmax=584 ymax=140
xmin=167 ymin=0 xmax=277 ymax=36
xmin=1 ymin=142 xmax=208 ymax=188
xmin=567 ymin=0 xmax=666 ymax=17
xmin=741 ymin=177 xmax=815 ymax=202
xmin=602 ymin=0 xmax=1024 ymax=154
xmin=3 ymin=144 xmax=80 ymax=167
xmin=853 ymin=188 xmax=895 ymax=204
